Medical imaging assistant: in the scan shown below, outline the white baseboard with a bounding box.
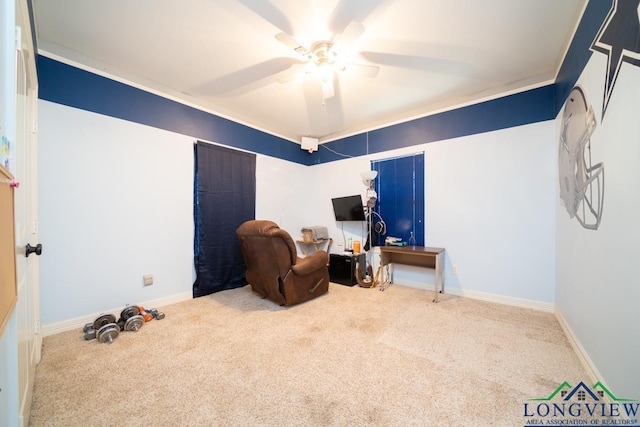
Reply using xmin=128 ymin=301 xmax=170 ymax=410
xmin=446 ymin=287 xmax=555 ymax=312
xmin=41 ymin=291 xmax=193 ymax=337
xmin=393 ymin=279 xmax=555 ymax=312
xmin=554 ymin=308 xmax=603 ymax=385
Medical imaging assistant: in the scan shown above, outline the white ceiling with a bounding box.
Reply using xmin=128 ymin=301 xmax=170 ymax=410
xmin=33 ymin=0 xmax=586 ymax=145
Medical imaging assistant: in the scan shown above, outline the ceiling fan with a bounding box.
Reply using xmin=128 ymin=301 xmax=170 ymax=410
xmin=274 ymin=20 xmax=380 ymax=100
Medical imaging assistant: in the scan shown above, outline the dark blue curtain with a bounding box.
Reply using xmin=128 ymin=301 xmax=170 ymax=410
xmin=193 ymin=141 xmax=256 ymax=298
xmin=371 ymin=153 xmax=425 ymax=247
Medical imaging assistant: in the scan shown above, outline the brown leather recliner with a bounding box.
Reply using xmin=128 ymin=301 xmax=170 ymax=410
xmin=236 ymin=220 xmax=329 ymax=306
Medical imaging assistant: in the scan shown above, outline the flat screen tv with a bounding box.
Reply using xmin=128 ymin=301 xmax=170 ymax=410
xmin=331 ymin=195 xmax=366 ymax=221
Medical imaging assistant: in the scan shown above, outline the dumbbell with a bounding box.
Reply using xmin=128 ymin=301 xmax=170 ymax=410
xmin=96 ymin=323 xmax=120 ymax=344
xmin=150 ymin=308 xmax=165 ymax=320
xmin=138 ymin=306 xmax=154 ymax=322
xmin=118 ymin=305 xmax=145 ymax=332
xmin=139 ymin=306 xmax=166 ymax=321
xmin=83 ymin=322 xmax=96 ymax=340
xmin=83 ymin=313 xmax=119 ymax=343
xmin=83 ymin=313 xmax=115 ymax=340
xmin=144 ymin=307 xmax=166 ymax=320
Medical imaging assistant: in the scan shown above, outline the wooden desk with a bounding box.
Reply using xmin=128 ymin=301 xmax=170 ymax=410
xmin=379 ymin=246 xmax=445 ymax=302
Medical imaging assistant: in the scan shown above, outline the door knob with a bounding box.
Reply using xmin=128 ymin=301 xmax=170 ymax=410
xmin=26 ymin=243 xmax=42 ymax=257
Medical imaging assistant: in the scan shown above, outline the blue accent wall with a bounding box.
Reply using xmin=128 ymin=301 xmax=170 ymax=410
xmin=318 ymin=85 xmax=556 ymax=163
xmin=37 ymin=56 xmax=309 ymax=165
xmin=36 ymin=1 xmax=612 ymax=166
xmin=554 ymin=0 xmax=613 ymax=115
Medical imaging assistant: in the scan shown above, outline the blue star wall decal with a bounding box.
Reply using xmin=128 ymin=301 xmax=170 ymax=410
xmin=590 ymin=0 xmax=640 ymax=120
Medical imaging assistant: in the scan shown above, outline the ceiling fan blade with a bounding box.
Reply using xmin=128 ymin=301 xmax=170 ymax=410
xmin=276 ymin=63 xmax=308 ymax=84
xmin=324 ymin=78 xmax=345 ymax=134
xmin=344 ymin=63 xmax=379 ymax=78
xmin=237 ymin=0 xmax=293 ymax=35
xmin=193 ymin=57 xmax=299 ymax=96
xmin=275 ymin=32 xmax=311 ymax=58
xmin=360 ymin=51 xmax=474 ymax=76
xmin=332 ymin=20 xmax=365 ymax=53
xmin=302 ymin=77 xmax=344 ymax=137
xmin=328 ymin=0 xmax=393 ymax=34
xmin=321 ymin=79 xmax=335 ymax=100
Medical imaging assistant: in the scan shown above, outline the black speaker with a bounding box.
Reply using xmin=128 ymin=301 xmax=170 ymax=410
xmin=329 ymin=253 xmax=365 ymax=286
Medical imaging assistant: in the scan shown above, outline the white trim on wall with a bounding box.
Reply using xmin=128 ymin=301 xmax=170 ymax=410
xmin=447 ymin=287 xmax=555 ymax=313
xmin=554 ymin=308 xmax=603 ymax=386
xmin=389 ymin=279 xmax=555 ymax=313
xmin=41 ymin=291 xmax=193 ymax=337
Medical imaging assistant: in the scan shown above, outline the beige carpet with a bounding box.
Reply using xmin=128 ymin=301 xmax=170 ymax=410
xmin=29 ymin=283 xmax=589 ymax=426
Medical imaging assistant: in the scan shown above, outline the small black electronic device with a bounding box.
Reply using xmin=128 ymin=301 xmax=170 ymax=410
xmin=329 ymin=253 xmax=366 ymax=286
xmin=331 ymin=195 xmax=366 ymax=221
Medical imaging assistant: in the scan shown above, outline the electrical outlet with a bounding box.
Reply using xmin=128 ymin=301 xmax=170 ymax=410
xmin=143 ymin=274 xmax=153 ymax=286
xmin=453 ymin=265 xmax=458 ymax=274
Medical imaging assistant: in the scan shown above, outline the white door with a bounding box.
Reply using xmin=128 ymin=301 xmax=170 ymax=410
xmin=14 ymin=0 xmax=41 ymax=424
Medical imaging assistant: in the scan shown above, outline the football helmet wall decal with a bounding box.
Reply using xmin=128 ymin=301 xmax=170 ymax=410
xmin=558 ymin=86 xmax=605 ymax=230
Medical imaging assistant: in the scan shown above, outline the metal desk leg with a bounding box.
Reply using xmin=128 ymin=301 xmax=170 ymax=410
xmin=432 ymin=253 xmax=444 ymax=303
xmin=379 ymin=264 xmax=392 ymax=291
xmin=432 ymin=254 xmax=440 ymax=303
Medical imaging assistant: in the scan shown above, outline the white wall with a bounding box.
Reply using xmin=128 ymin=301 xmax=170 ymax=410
xmin=37 ymin=101 xmax=314 ymax=328
xmin=307 ymin=153 xmax=372 ymax=253
xmin=308 ymin=121 xmax=557 ymax=306
xmin=255 ymin=154 xmax=312 ymax=235
xmin=426 ymin=123 xmax=556 ymax=303
xmin=555 ymin=51 xmax=640 ymax=397
xmin=38 ymin=101 xmax=195 ymax=325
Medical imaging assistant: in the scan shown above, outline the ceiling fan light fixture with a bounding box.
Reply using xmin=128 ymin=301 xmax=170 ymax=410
xmin=274 ymin=20 xmax=377 ymax=103
xmin=312 ymin=41 xmax=332 ymax=61
xmin=317 ymin=61 xmax=333 ymax=83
